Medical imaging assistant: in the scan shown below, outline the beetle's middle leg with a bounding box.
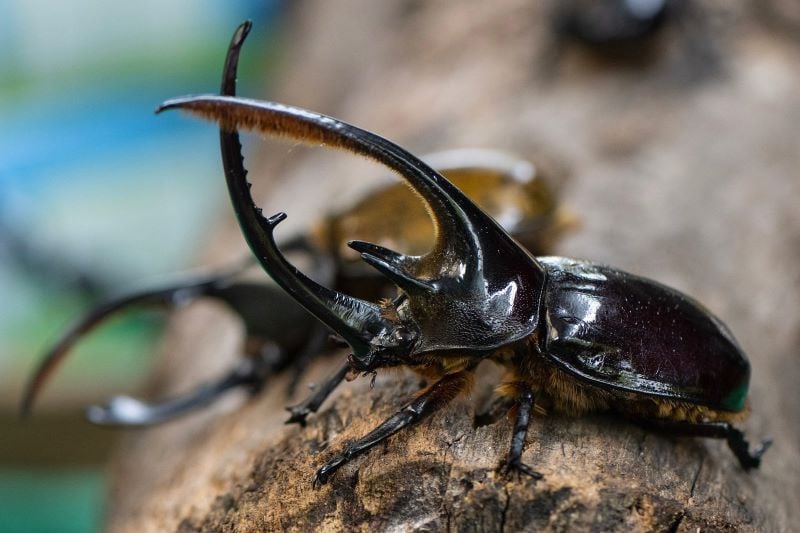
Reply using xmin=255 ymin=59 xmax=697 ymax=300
xmin=286 ymin=360 xmax=350 ymax=426
xmin=313 ymin=370 xmax=473 ymax=486
xmin=501 ymin=384 xmax=543 ymax=479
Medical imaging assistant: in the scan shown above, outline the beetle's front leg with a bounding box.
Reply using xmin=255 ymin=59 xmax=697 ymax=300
xmin=500 ymin=385 xmax=543 ymax=480
xmin=286 ymin=361 xmax=350 ymax=426
xmin=313 ymin=370 xmax=473 ymax=487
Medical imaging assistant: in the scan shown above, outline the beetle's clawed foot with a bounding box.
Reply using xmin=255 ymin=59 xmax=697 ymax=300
xmin=726 ymin=428 xmax=773 ymax=470
xmin=738 ymin=437 xmax=773 ymax=470
xmin=756 ymin=437 xmax=773 ymax=458
xmin=86 ymin=392 xmax=220 ymax=427
xmin=311 ymin=470 xmax=328 ymax=489
xmin=312 ymin=455 xmax=347 ymax=488
xmin=499 ymin=459 xmax=543 ymax=482
xmin=86 ymin=396 xmax=153 ymax=426
xmin=285 ymin=405 xmax=311 ymax=426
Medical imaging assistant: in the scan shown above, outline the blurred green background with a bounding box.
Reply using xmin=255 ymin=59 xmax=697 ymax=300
xmin=0 ymin=2 xmax=283 ymax=531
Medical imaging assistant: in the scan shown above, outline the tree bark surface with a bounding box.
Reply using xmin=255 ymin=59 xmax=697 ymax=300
xmin=107 ymin=1 xmax=800 ymax=531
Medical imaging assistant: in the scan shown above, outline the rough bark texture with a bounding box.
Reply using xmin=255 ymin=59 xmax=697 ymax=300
xmin=107 ymin=1 xmax=800 ymax=531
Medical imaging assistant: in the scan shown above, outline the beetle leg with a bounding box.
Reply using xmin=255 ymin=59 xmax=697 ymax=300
xmin=474 ymin=394 xmax=516 ymax=428
xmin=312 ymin=370 xmax=473 ymax=487
xmin=284 ymin=324 xmax=334 ymax=396
xmin=500 ymin=386 xmax=543 ymax=480
xmin=86 ymin=348 xmax=274 ymax=426
xmin=637 ymin=419 xmax=772 ymax=470
xmin=286 ymin=360 xmax=350 ymax=426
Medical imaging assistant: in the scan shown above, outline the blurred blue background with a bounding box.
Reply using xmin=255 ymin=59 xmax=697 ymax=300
xmin=0 ymin=2 xmax=283 ymax=531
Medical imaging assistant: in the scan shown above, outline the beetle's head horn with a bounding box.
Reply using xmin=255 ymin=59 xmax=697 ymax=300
xmin=157 ymin=21 xmax=546 ymax=369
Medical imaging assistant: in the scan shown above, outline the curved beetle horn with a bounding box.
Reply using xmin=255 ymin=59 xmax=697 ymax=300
xmin=158 ymin=22 xmax=547 ymax=358
xmin=157 ymin=96 xmax=485 ymax=272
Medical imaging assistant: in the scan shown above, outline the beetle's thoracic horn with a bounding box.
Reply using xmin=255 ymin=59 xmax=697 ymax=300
xmin=158 ymin=95 xmax=485 ymax=268
xmin=158 ymin=20 xmax=547 ymax=356
xmin=155 ymin=96 xmax=539 ymax=277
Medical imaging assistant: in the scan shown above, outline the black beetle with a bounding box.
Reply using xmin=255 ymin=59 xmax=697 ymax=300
xmin=554 ymin=0 xmax=670 ymax=51
xmin=156 ymin=21 xmax=770 ymax=485
xmin=20 ymin=22 xmax=571 ymax=428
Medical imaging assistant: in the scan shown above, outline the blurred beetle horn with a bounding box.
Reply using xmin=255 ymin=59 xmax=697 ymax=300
xmin=158 ymin=20 xmax=546 ymax=356
xmin=19 ymin=267 xmax=247 ymax=418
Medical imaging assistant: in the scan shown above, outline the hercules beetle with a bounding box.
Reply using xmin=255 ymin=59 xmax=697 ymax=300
xmin=158 ymin=21 xmax=769 ymax=485
xmin=27 ymin=21 xmax=769 ymax=485
xmin=20 ymin=23 xmax=570 ymax=428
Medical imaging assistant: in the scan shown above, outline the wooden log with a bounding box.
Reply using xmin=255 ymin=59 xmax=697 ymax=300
xmin=106 ymin=1 xmax=800 ymax=530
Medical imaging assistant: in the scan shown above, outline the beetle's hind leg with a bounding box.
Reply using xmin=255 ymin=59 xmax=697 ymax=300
xmin=313 ymin=370 xmax=473 ymax=487
xmin=637 ymin=419 xmax=772 ymax=470
xmin=500 ymin=384 xmax=543 ymax=480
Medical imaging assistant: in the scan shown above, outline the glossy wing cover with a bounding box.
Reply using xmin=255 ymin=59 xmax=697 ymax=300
xmin=540 ymin=257 xmax=750 ymax=412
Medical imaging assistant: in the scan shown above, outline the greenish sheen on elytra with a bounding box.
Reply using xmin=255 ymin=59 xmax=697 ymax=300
xmin=723 ymin=383 xmax=750 ymax=413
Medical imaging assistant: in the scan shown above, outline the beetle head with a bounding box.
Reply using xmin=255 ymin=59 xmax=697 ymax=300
xmin=157 ymin=22 xmax=546 ymax=371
